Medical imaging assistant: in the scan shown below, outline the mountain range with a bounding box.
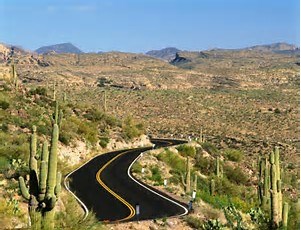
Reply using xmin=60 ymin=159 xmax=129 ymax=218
xmin=0 ymin=42 xmax=298 ymax=58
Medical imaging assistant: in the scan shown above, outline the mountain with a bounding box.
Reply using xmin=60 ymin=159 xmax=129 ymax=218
xmin=246 ymin=42 xmax=299 ymax=54
xmin=146 ymin=47 xmax=181 ymax=61
xmin=35 ymin=43 xmax=83 ymax=54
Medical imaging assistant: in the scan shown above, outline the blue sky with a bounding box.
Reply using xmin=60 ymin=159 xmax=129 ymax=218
xmin=0 ymin=0 xmax=299 ymax=52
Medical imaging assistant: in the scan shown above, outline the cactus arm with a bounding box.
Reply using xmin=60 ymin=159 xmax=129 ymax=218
xmin=185 ymin=157 xmax=191 ymax=193
xmin=216 ymin=157 xmax=220 ymax=177
xmin=282 ymin=202 xmax=289 ymax=228
xmin=55 ymin=172 xmax=61 ymax=196
xmin=58 ymin=110 xmax=63 ymax=128
xmin=41 ymin=141 xmax=49 ymax=162
xmin=30 ymin=126 xmax=38 ymax=173
xmin=181 ymin=173 xmax=186 ymax=186
xmin=38 ymin=161 xmax=47 ymax=201
xmin=277 ymin=180 xmax=283 ymax=219
xmin=210 ymin=179 xmax=215 ymax=196
xmin=46 ymin=124 xmax=59 ymax=197
xmin=274 ymin=147 xmax=280 ymax=180
xmin=270 ymin=164 xmax=280 ymax=227
xmin=19 ymin=176 xmax=30 ymax=200
xmin=54 ymin=101 xmax=59 ymax=125
xmin=193 ymin=174 xmax=198 ymax=191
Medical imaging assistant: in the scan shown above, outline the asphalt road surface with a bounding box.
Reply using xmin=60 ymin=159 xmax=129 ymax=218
xmin=66 ymin=138 xmax=188 ymax=222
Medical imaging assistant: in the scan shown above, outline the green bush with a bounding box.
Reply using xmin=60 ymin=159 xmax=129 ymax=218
xmin=0 ymin=156 xmax=10 ymax=173
xmin=83 ymin=109 xmax=104 ymax=122
xmin=29 ymin=86 xmax=47 ymax=96
xmin=131 ymin=162 xmax=143 ymax=174
xmin=99 ymin=136 xmax=110 ymax=148
xmin=0 ymin=101 xmax=9 ymax=110
xmin=149 ymin=166 xmax=163 ymax=184
xmin=157 ymin=149 xmax=186 ymax=172
xmin=185 ymin=216 xmax=202 ymax=229
xmin=224 ymin=149 xmax=244 ymax=162
xmin=195 ymin=155 xmax=215 ymax=175
xmin=224 ymin=165 xmax=248 ymax=185
xmin=176 ymin=145 xmax=196 ymax=158
xmin=122 ymin=116 xmax=144 ymax=140
xmin=202 ymin=142 xmax=219 ymax=156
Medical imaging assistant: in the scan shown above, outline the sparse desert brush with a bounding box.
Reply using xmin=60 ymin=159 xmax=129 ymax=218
xmin=224 ymin=148 xmax=244 ymax=162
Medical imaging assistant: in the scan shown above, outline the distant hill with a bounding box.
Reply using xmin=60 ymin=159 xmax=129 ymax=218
xmin=146 ymin=47 xmax=181 ymax=61
xmin=35 ymin=43 xmax=83 ymax=54
xmin=247 ymin=42 xmax=298 ymax=52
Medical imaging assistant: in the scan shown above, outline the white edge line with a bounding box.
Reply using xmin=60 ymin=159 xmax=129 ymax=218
xmin=64 ymin=168 xmax=89 ymax=220
xmin=127 ymin=148 xmax=189 ymax=218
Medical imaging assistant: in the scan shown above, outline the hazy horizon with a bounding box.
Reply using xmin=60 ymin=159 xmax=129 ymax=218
xmin=0 ymin=0 xmax=299 ymax=53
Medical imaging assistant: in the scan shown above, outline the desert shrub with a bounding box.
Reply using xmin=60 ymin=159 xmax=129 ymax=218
xmin=195 ymin=155 xmax=215 ymax=175
xmin=224 ymin=165 xmax=248 ymax=185
xmin=59 ymin=130 xmax=73 ymax=145
xmin=202 ymin=142 xmax=219 ymax=156
xmin=157 ymin=149 xmax=186 ymax=172
xmin=99 ymin=136 xmax=109 ymax=148
xmin=224 ymin=149 xmax=244 ymax=162
xmin=200 ymin=191 xmax=251 ymax=213
xmin=29 ymin=86 xmax=47 ymax=96
xmin=66 ymin=116 xmax=98 ymax=145
xmin=83 ymin=109 xmax=104 ymax=122
xmin=149 ymin=166 xmax=163 ymax=184
xmin=185 ymin=216 xmax=202 ymax=229
xmin=56 ymin=195 xmax=104 ymax=230
xmin=0 ymin=101 xmax=9 ymax=110
xmin=122 ymin=116 xmax=144 ymax=140
xmin=223 ymin=202 xmax=248 ymax=229
xmin=0 ymin=156 xmax=10 ymax=173
xmin=0 ymin=132 xmax=29 ymax=160
xmin=274 ymin=108 xmax=281 ymax=114
xmin=287 ymin=200 xmax=300 ymax=230
xmin=103 ymin=114 xmax=120 ymax=127
xmin=202 ymin=219 xmax=224 ymax=230
xmin=176 ymin=145 xmax=196 ymax=158
xmin=0 ymin=123 xmax=8 ymax=132
xmin=131 ymin=162 xmax=143 ymax=174
xmin=214 ymin=177 xmax=241 ymax=197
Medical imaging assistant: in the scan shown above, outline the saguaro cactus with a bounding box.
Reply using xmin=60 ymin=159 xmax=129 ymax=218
xmin=258 ymin=147 xmax=288 ymax=228
xmin=19 ymin=124 xmax=61 ymax=229
xmin=215 ymin=156 xmax=222 ymax=178
xmin=181 ymin=157 xmax=191 ymax=194
xmin=282 ymin=202 xmax=289 ymax=229
xmin=52 ymin=82 xmax=56 ymax=101
xmin=210 ymin=179 xmax=215 ymax=196
xmin=193 ymin=173 xmax=198 ymax=191
xmin=11 ymin=63 xmax=19 ymax=90
xmin=103 ymin=90 xmax=107 ymax=113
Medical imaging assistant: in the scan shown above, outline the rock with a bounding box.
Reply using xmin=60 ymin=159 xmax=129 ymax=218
xmin=149 ymin=224 xmax=159 ymax=230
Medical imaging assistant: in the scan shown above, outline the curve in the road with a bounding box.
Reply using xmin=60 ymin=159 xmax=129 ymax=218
xmin=65 ymin=139 xmax=188 ymax=222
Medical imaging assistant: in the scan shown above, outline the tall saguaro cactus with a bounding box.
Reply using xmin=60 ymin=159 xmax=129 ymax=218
xmin=19 ymin=124 xmax=61 ymax=229
xmin=181 ymin=156 xmax=191 ymax=194
xmin=11 ymin=63 xmax=18 ymax=89
xmin=257 ymin=147 xmax=288 ymax=229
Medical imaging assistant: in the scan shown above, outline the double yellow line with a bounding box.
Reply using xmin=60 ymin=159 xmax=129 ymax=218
xmin=95 ymin=150 xmax=136 ymax=222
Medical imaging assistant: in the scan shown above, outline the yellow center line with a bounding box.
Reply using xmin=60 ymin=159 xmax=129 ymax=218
xmin=95 ymin=150 xmax=137 ymax=222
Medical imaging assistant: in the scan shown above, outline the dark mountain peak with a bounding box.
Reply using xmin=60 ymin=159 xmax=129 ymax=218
xmin=146 ymin=47 xmax=181 ymax=61
xmin=35 ymin=43 xmax=83 ymax=54
xmin=170 ymin=52 xmax=190 ymax=64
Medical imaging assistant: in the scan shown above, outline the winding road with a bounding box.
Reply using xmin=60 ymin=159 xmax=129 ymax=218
xmin=64 ymin=139 xmax=188 ymax=222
